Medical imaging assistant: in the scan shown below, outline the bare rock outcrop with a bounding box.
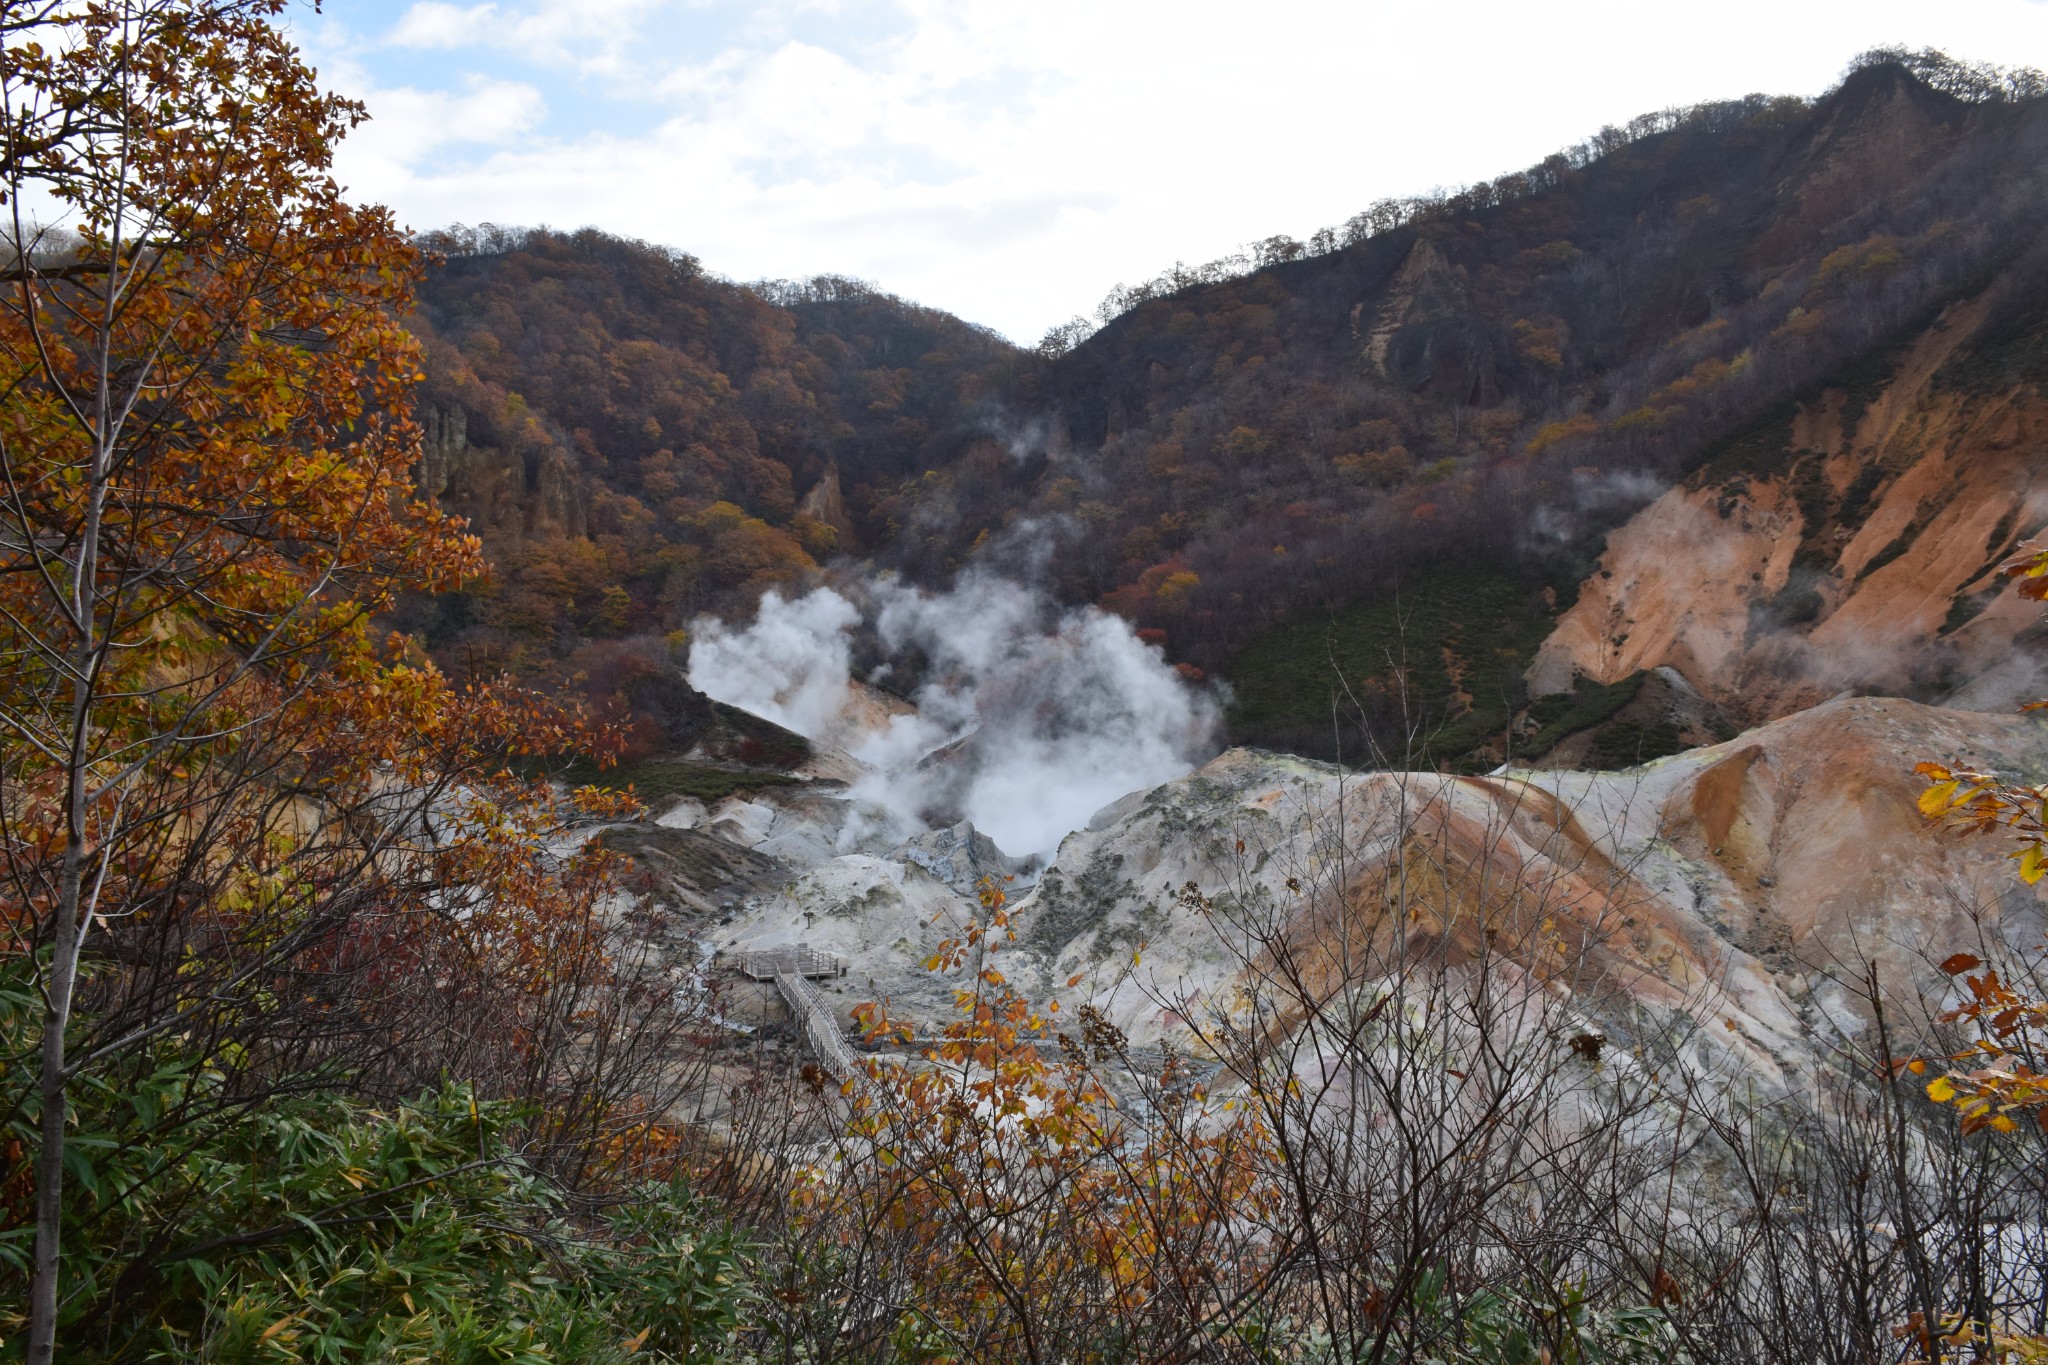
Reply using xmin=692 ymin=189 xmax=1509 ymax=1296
xmin=411 ymin=400 xmax=589 ymax=540
xmin=796 ymin=463 xmax=857 ymax=551
xmin=1009 ymin=695 xmax=2048 ymax=1092
xmin=686 ymin=691 xmax=2047 ymax=1102
xmin=1531 ymin=294 xmax=2048 ymax=719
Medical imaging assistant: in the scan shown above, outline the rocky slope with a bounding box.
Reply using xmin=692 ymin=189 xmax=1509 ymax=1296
xmin=915 ymin=58 xmax=2048 ymax=676
xmin=659 ymin=693 xmax=2048 ymax=1098
xmin=1057 ymin=697 xmax=2047 ymax=1071
xmin=1530 ymin=284 xmax=2048 ymax=720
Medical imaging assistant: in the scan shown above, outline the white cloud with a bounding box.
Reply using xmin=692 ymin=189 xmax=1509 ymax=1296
xmin=309 ymin=0 xmax=2048 ymax=341
xmin=386 ymin=2 xmax=496 ymax=48
xmin=382 ymin=0 xmax=672 ymax=78
xmin=334 ymin=73 xmax=546 ymax=176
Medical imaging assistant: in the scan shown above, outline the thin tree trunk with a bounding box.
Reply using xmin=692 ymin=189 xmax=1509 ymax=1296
xmin=28 ymin=145 xmax=119 ymax=1354
xmin=1871 ymin=967 xmax=1944 ymax=1365
xmin=27 ymin=796 xmax=85 ymax=1365
xmin=30 ymin=620 xmax=103 ymax=1361
xmin=26 ymin=452 xmax=106 ymax=1363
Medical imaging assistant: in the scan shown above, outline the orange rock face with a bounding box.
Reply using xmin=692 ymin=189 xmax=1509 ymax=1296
xmin=1370 ymin=697 xmax=2048 ymax=1078
xmin=1036 ymin=697 xmax=2048 ymax=1092
xmin=1530 ymin=297 xmax=2048 ymax=721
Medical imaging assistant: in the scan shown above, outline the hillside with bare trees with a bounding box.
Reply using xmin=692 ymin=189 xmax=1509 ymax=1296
xmin=410 ymin=51 xmax=2048 ymax=773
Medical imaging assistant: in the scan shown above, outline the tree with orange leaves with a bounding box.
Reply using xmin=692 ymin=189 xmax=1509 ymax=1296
xmin=1916 ymin=544 xmax=2048 ymax=884
xmin=0 ymin=4 xmax=676 ymax=1358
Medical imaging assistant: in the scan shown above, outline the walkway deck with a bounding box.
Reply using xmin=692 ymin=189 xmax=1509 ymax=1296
xmin=775 ymin=970 xmax=858 ymax=1076
xmin=734 ymin=943 xmax=846 ymax=982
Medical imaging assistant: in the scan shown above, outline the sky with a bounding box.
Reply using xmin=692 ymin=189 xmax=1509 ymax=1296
xmin=299 ymin=0 xmax=2048 ymax=344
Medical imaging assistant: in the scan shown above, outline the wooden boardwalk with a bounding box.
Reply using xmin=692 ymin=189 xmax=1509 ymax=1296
xmin=734 ymin=943 xmax=846 ymax=982
xmin=775 ymin=970 xmax=858 ymax=1076
xmin=725 ymin=943 xmax=857 ymax=1076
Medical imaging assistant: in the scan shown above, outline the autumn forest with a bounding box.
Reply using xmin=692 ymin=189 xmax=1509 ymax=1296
xmin=9 ymin=3 xmax=2048 ymax=1362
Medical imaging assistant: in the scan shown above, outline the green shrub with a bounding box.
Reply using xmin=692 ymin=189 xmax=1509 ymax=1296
xmin=0 ymin=966 xmax=758 ymax=1363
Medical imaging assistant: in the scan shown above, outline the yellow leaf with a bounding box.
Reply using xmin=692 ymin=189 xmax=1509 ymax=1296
xmin=1927 ymin=1075 xmax=1958 ymax=1103
xmin=2020 ymin=844 xmax=2048 ymax=885
xmin=1919 ymin=781 xmax=1959 ymax=818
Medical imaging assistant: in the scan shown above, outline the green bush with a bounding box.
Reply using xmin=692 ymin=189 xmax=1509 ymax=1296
xmin=0 ymin=966 xmax=758 ymax=1363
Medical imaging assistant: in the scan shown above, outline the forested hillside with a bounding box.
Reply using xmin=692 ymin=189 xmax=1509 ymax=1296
xmin=403 ymin=229 xmax=1031 ymax=647
xmin=407 ymin=50 xmax=2048 ymax=770
xmin=17 ymin=6 xmax=2048 ymax=1360
xmin=998 ymin=53 xmax=2048 ymax=764
xmin=392 ymin=230 xmax=1042 ymax=767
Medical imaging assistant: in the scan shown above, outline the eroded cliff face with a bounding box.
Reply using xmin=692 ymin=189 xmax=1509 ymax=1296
xmin=795 ymin=464 xmax=857 ymax=551
xmin=415 ymin=402 xmax=589 ymax=540
xmin=1530 ymin=293 xmax=2048 ymax=719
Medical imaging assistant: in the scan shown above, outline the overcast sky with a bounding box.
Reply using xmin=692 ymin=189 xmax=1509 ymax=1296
xmin=300 ymin=0 xmax=2048 ymax=344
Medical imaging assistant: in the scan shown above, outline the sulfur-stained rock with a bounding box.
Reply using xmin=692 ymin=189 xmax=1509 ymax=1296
xmin=1531 ymin=291 xmax=2048 ymax=721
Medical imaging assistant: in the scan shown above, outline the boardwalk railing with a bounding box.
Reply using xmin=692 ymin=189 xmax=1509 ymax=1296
xmin=723 ymin=943 xmax=857 ymax=1076
xmin=776 ymin=970 xmax=858 ymax=1076
xmin=734 ymin=943 xmax=845 ymax=982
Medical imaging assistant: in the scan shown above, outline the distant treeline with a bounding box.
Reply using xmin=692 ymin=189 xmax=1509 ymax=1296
xmin=1046 ymin=46 xmax=2048 ymax=356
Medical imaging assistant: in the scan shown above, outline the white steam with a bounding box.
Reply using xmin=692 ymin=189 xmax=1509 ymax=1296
xmin=682 ymin=587 xmax=866 ymax=743
xmin=687 ymin=575 xmax=1221 ymax=857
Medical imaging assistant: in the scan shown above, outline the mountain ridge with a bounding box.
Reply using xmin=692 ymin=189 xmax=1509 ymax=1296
xmin=400 ymin=52 xmax=2048 ymax=774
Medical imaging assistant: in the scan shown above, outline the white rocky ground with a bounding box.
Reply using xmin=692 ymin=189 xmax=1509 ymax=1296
xmin=648 ymin=695 xmax=2048 ymax=1098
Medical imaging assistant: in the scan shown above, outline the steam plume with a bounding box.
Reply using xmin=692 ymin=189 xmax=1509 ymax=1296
xmin=687 ymin=574 xmax=1221 ymax=856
